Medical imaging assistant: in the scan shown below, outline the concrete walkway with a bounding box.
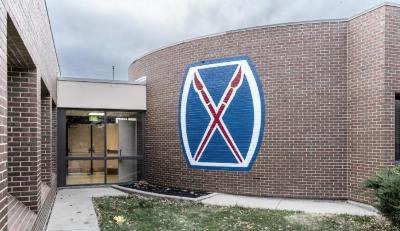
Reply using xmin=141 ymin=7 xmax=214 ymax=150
xmin=46 ymin=187 xmax=127 ymax=231
xmin=45 ymin=187 xmax=378 ymax=231
xmin=201 ymin=193 xmax=378 ymax=216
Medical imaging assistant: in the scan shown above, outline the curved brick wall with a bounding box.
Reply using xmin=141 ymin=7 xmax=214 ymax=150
xmin=130 ymin=20 xmax=349 ymax=200
xmin=129 ymin=5 xmax=398 ymax=201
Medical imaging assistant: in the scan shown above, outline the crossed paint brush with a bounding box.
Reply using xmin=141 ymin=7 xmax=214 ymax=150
xmin=192 ymin=66 xmax=244 ymax=163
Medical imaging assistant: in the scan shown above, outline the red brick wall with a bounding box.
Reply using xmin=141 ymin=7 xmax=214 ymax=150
xmin=385 ymin=6 xmax=400 ymax=162
xmin=130 ymin=4 xmax=400 ymax=202
xmin=31 ymin=180 xmax=56 ymax=231
xmin=0 ymin=4 xmax=7 ymax=230
xmin=130 ymin=21 xmax=350 ymax=200
xmin=0 ymin=0 xmax=59 ymax=229
xmin=41 ymin=95 xmax=52 ymax=185
xmin=3 ymin=0 xmax=59 ymax=99
xmin=347 ymin=6 xmax=394 ymax=202
xmin=7 ymin=67 xmax=42 ymax=212
xmin=51 ymin=104 xmax=57 ymax=181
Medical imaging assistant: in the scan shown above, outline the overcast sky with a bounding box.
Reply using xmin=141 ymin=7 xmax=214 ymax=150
xmin=46 ymin=0 xmax=400 ymax=80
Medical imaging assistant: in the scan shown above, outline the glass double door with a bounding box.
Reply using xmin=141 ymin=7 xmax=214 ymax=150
xmin=66 ymin=110 xmax=140 ymax=185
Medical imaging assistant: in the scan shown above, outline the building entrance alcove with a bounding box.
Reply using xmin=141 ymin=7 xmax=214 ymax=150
xmin=56 ymin=77 xmax=146 ymax=187
xmin=58 ymin=109 xmax=144 ymax=186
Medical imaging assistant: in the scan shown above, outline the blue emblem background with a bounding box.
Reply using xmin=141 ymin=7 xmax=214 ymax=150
xmin=179 ymin=56 xmax=265 ymax=171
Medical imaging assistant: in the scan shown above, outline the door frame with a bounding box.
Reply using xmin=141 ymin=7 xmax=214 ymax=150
xmin=57 ymin=108 xmax=145 ymax=187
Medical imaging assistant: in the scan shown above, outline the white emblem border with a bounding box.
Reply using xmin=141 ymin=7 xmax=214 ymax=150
xmin=180 ymin=59 xmax=263 ymax=168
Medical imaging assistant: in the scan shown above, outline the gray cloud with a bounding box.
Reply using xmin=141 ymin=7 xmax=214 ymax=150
xmin=46 ymin=0 xmax=399 ymax=80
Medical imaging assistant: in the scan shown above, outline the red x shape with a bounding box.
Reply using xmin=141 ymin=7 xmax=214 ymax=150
xmin=192 ymin=66 xmax=244 ymax=163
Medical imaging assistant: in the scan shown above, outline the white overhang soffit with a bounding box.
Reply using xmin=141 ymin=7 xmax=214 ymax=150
xmin=57 ymin=78 xmax=146 ymax=110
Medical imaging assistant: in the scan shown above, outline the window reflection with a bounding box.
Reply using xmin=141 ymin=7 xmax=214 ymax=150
xmin=65 ymin=110 xmax=144 ymax=185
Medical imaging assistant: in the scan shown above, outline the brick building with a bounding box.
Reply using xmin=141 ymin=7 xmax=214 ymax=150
xmin=1 ymin=2 xmax=400 ymax=231
xmin=128 ymin=3 xmax=400 ymax=204
xmin=0 ymin=0 xmax=59 ymax=231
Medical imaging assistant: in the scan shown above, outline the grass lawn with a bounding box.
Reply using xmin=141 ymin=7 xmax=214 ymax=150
xmin=93 ymin=195 xmax=397 ymax=231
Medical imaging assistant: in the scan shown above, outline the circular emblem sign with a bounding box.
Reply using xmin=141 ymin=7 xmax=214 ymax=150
xmin=179 ymin=56 xmax=265 ymax=171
